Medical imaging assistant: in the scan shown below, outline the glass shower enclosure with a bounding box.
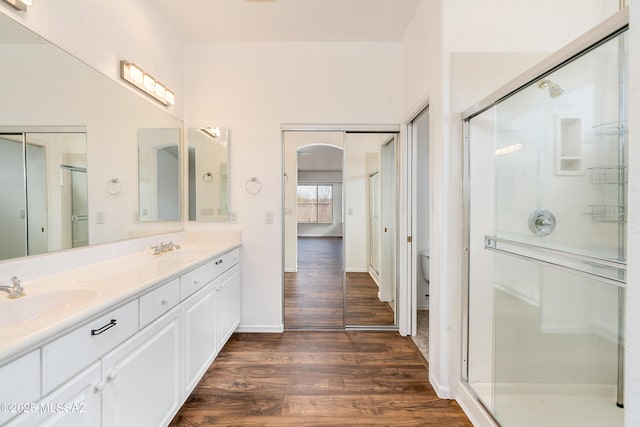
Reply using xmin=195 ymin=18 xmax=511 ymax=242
xmin=463 ymin=12 xmax=627 ymax=427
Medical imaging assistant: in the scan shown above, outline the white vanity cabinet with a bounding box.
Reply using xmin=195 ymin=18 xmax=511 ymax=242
xmin=0 ymin=245 xmax=241 ymax=427
xmin=102 ymin=306 xmax=181 ymax=427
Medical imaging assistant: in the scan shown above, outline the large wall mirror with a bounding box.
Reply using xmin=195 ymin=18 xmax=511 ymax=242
xmin=187 ymin=128 xmax=229 ymax=222
xmin=0 ymin=13 xmax=183 ymax=262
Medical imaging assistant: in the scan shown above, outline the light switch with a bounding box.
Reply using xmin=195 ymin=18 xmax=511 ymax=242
xmin=265 ymin=211 xmax=273 ymax=224
xmin=96 ymin=212 xmax=105 ymax=224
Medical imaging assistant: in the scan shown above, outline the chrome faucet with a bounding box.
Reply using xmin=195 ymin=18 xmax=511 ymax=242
xmin=151 ymin=241 xmax=181 ymax=255
xmin=0 ymin=276 xmax=26 ymax=299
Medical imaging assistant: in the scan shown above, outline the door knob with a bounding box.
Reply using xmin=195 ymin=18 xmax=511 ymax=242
xmin=528 ymin=209 xmax=556 ymax=237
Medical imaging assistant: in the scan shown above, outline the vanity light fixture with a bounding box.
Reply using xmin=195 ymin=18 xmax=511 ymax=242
xmin=120 ymin=60 xmax=175 ymax=106
xmin=495 ymin=143 xmax=524 ymax=157
xmin=2 ymin=0 xmax=32 ymax=11
xmin=199 ymin=127 xmax=229 ymax=147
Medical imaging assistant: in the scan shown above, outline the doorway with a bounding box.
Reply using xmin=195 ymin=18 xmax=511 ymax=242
xmin=283 ymin=129 xmax=399 ymax=330
xmin=409 ymin=106 xmax=430 ymax=359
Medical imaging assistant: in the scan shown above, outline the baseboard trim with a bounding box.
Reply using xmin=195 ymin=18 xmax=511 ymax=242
xmin=429 ymin=372 xmax=450 ymax=399
xmin=236 ymin=324 xmax=284 ymax=333
xmin=345 ymin=267 xmax=369 ymax=273
xmin=455 ymin=382 xmax=499 ymax=427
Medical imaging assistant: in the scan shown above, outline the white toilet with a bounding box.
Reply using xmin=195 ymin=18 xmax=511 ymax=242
xmin=420 ymin=251 xmax=430 ymax=284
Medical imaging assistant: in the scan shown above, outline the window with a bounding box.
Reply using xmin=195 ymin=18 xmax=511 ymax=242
xmin=297 ymin=185 xmax=333 ymax=223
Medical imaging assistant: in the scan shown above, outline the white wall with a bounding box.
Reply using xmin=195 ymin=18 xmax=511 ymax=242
xmin=185 ymin=42 xmax=402 ymax=331
xmin=0 ymin=0 xmax=184 ymax=118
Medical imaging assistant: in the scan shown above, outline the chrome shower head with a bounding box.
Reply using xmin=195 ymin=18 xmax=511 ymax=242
xmin=537 ymin=79 xmax=564 ymax=98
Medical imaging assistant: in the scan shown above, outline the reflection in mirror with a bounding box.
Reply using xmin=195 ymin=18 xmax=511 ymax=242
xmin=138 ymin=128 xmax=181 ymax=222
xmin=0 ymin=131 xmax=87 ymax=261
xmin=0 ymin=12 xmax=183 ymax=263
xmin=283 ymin=130 xmax=398 ymax=329
xmin=344 ymin=132 xmax=397 ymax=327
xmin=187 ymin=128 xmax=229 ymax=222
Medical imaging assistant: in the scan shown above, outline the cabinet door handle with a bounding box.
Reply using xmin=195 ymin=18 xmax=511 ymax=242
xmin=194 ymin=280 xmax=200 ymax=286
xmin=93 ymin=381 xmax=105 ymax=393
xmin=106 ymin=370 xmax=119 ymax=382
xmin=215 ymin=259 xmax=223 ymax=265
xmin=161 ymin=297 xmax=169 ymax=305
xmin=91 ymin=319 xmax=117 ymax=336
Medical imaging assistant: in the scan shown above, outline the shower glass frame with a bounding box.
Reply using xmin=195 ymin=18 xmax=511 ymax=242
xmin=462 ymin=9 xmax=628 ymax=427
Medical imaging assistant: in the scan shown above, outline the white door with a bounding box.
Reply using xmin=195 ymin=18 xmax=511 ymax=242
xmin=217 ymin=266 xmax=241 ymax=348
xmin=379 ymin=137 xmax=397 ymax=303
xmin=6 ymin=362 xmax=102 ymax=427
xmin=182 ymin=281 xmax=218 ymax=398
xmin=102 ymin=307 xmax=181 ymax=427
xmin=0 ymin=135 xmax=26 ymax=260
xmin=25 ymin=143 xmax=48 ymax=256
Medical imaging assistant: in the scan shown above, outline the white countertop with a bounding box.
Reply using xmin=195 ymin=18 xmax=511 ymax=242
xmin=0 ymin=234 xmax=241 ymax=363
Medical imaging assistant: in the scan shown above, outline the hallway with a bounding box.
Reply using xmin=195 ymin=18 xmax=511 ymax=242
xmin=169 ymin=331 xmax=472 ymax=426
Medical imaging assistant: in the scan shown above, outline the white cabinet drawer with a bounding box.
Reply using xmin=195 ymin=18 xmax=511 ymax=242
xmin=139 ymin=278 xmax=180 ymax=328
xmin=180 ymin=261 xmax=215 ymax=299
xmin=0 ymin=350 xmax=41 ymax=425
xmin=212 ymin=248 xmax=240 ymax=277
xmin=42 ymin=300 xmax=138 ymax=395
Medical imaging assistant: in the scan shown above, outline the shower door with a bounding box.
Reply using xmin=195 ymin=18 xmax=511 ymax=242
xmin=464 ymin=27 xmax=627 ymax=427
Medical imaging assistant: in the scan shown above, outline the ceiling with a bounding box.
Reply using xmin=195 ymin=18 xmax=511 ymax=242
xmin=298 ymin=145 xmax=343 ymax=172
xmin=149 ymin=0 xmax=421 ymax=42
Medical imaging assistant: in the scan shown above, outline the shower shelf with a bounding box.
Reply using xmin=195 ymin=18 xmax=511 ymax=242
xmin=588 ymin=165 xmax=627 ymax=185
xmin=592 ymin=121 xmax=627 ymax=136
xmin=587 ymin=205 xmax=626 ymax=223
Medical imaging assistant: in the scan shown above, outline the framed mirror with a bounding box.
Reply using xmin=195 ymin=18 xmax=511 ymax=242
xmin=0 ymin=12 xmax=183 ymax=262
xmin=187 ymin=128 xmax=230 ymax=222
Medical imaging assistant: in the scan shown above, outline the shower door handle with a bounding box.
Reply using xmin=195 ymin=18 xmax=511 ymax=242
xmin=528 ymin=209 xmax=556 ymax=236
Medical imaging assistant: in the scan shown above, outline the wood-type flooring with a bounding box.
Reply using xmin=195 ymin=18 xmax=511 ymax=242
xmin=285 ymin=237 xmax=344 ymax=328
xmin=285 ymin=237 xmax=395 ymax=328
xmin=169 ymin=331 xmax=472 ymax=426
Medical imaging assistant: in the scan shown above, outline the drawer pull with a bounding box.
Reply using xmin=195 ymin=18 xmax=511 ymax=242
xmin=91 ymin=319 xmax=117 ymax=336
xmin=161 ymin=297 xmax=169 ymax=305
xmin=215 ymin=259 xmax=223 ymax=265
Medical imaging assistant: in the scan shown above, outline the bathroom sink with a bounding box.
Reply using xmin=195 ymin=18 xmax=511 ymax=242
xmin=0 ymin=289 xmax=99 ymax=327
xmin=156 ymin=249 xmax=209 ymax=260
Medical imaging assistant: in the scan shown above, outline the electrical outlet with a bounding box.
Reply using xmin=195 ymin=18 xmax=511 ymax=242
xmin=96 ymin=212 xmax=105 ymax=224
xmin=230 ymin=212 xmax=238 ymax=224
xmin=265 ymin=211 xmax=273 ymax=224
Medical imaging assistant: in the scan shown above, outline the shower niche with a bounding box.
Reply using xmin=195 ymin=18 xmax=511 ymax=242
xmin=555 ymin=115 xmax=583 ymax=174
xmin=463 ymin=13 xmax=627 ymax=427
